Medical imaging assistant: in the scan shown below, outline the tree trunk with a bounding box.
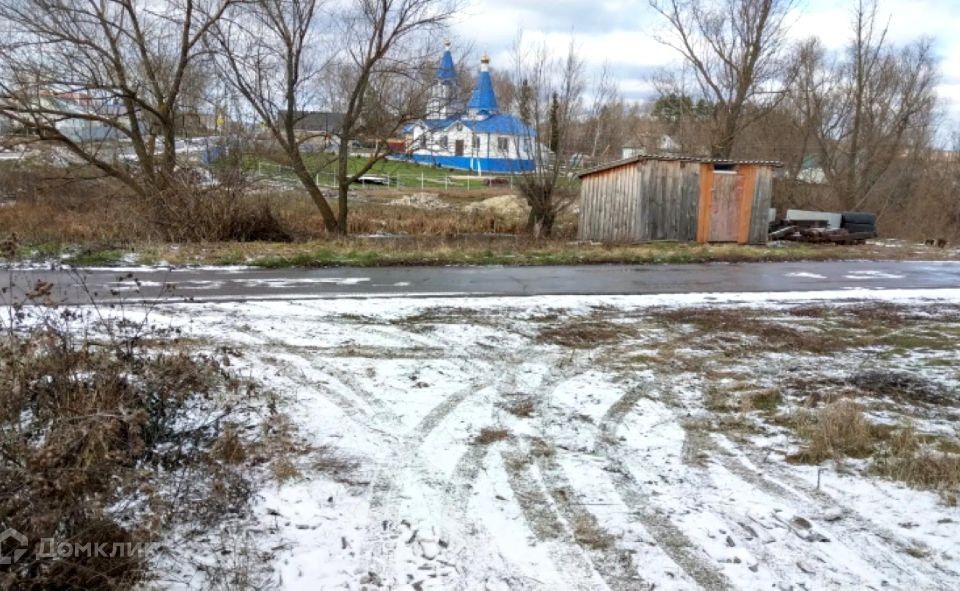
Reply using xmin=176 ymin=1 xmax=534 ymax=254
xmin=711 ymin=106 xmax=738 ymax=159
xmin=525 ymin=197 xmax=555 ymax=238
xmin=336 ymin=140 xmax=351 ymax=236
xmin=291 ymin=162 xmax=339 ymax=232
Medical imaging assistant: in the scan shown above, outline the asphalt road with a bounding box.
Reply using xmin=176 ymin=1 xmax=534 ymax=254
xmin=5 ymin=260 xmax=960 ymax=304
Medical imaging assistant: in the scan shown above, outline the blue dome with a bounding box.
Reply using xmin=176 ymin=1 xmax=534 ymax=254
xmin=437 ymin=48 xmax=456 ymax=82
xmin=467 ymin=63 xmax=498 ymax=113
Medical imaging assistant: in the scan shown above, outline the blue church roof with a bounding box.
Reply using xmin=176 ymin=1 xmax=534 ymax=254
xmin=405 ymin=114 xmax=534 ymax=137
xmin=467 ymin=62 xmax=498 ymax=113
xmin=437 ymin=47 xmax=456 ymax=81
xmin=464 ymin=114 xmax=534 ymax=136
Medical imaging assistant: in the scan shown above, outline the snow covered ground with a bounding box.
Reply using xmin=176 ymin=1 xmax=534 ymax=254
xmin=143 ymin=289 xmax=960 ymax=590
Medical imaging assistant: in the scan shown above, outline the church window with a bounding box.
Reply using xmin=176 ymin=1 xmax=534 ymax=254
xmin=497 ymin=136 xmax=510 ymax=152
xmin=472 ymin=135 xmax=481 ymax=149
xmin=439 ymin=135 xmax=448 ymax=149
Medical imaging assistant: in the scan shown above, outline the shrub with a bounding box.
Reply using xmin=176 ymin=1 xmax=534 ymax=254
xmin=148 ymin=183 xmax=292 ymax=243
xmin=0 ymin=287 xmax=257 ymax=589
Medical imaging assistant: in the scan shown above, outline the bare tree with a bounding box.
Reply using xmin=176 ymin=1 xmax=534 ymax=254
xmin=330 ymin=0 xmax=455 ymax=235
xmin=650 ymin=0 xmax=795 ymax=158
xmin=211 ymin=0 xmax=456 ymax=235
xmin=210 ymin=0 xmax=341 ymax=229
xmin=584 ymin=64 xmax=621 ymax=160
xmin=512 ymin=37 xmax=585 ymax=237
xmin=0 ymin=0 xmax=234 ymax=197
xmin=789 ymin=0 xmax=938 ymax=211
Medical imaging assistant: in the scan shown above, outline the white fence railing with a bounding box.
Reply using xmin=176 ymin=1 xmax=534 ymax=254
xmin=255 ymin=160 xmax=514 ymax=191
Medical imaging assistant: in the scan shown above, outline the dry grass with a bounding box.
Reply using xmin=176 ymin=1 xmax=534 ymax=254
xmin=212 ymin=423 xmax=249 ymax=464
xmin=241 ymin=410 xmax=358 ymax=485
xmin=873 ymin=428 xmax=960 ymax=503
xmin=787 ymin=400 xmax=880 ymax=463
xmin=785 ymin=401 xmax=960 ymax=501
xmin=740 ymin=388 xmax=783 ymax=413
xmin=149 ymin=186 xmax=293 ymax=243
xmin=311 ymin=445 xmax=361 ymax=484
xmin=503 ymin=397 xmax=536 ymax=418
xmin=0 ymin=170 xmax=546 ymax=245
xmin=0 ymin=175 xmax=139 ymax=244
xmin=570 ymin=513 xmax=616 ymax=550
xmin=850 ymin=371 xmax=954 ymax=405
xmin=704 ymin=383 xmax=784 ymax=415
xmin=251 ymin=188 xmax=541 ymax=238
xmin=138 ymin=237 xmax=867 ymax=269
xmin=473 ymin=428 xmax=512 ymax=445
xmin=651 ymin=308 xmax=851 ymax=354
xmin=537 ymin=317 xmax=636 ymax=349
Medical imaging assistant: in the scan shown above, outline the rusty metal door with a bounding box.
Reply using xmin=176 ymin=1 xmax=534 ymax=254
xmin=709 ymin=171 xmax=742 ymax=242
xmin=454 ymin=139 xmax=464 ymax=157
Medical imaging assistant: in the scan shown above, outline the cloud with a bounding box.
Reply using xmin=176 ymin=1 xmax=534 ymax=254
xmin=451 ymin=0 xmax=960 ymax=122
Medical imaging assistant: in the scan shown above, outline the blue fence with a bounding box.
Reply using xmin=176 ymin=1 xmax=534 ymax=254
xmin=402 ymin=154 xmax=534 ymax=174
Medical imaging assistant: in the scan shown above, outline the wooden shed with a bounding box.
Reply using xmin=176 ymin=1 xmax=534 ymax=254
xmin=577 ymin=155 xmax=782 ymax=244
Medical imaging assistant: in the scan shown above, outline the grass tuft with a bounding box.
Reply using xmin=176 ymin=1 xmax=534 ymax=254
xmin=503 ymin=397 xmax=536 ymax=418
xmin=473 ymin=428 xmax=512 ymax=445
xmin=787 ymin=400 xmax=879 ymax=463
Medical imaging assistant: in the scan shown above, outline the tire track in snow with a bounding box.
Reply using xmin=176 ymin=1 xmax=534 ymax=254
xmin=286 ymin=312 xmax=509 ymax=587
xmin=358 ymin=379 xmax=482 ymax=586
xmin=676 ymin=414 xmax=815 ymax=585
xmin=531 ymin=445 xmax=649 ymax=590
xmin=501 ymin=449 xmax=606 ymax=591
xmin=315 ymin=361 xmax=395 ymax=418
xmin=450 ymin=444 xmax=488 ymax=513
xmin=478 ymin=350 xmax=654 ymax=590
xmin=255 ymin=350 xmax=400 ymax=440
xmin=597 ymin=386 xmax=732 ymax=591
xmin=357 ymin=349 xmax=522 ymax=589
xmin=438 ymin=347 xmax=597 ymax=588
xmin=714 ymin=437 xmax=960 ymax=583
xmin=517 ymin=350 xmax=711 ymax=590
xmin=250 ymin=335 xmax=486 ymax=586
xmin=663 ymin=373 xmax=953 ymax=587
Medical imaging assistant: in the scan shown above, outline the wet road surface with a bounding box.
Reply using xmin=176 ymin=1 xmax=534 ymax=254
xmin=6 ymin=260 xmax=960 ymax=304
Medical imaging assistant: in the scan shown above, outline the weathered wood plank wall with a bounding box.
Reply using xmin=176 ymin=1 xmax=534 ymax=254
xmin=579 ymin=160 xmax=700 ymax=242
xmin=746 ymin=166 xmax=774 ymax=244
xmin=579 ymin=158 xmax=776 ymax=244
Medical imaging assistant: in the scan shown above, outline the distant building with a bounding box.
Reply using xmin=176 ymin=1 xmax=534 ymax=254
xmin=795 ymin=155 xmax=827 ymax=184
xmin=280 ymin=111 xmax=345 ymax=134
xmin=404 ymin=43 xmax=536 ymax=174
xmin=30 ymin=94 xmax=120 ymax=142
xmin=277 ymin=110 xmax=345 ymax=151
xmin=622 ymin=134 xmax=681 ymax=159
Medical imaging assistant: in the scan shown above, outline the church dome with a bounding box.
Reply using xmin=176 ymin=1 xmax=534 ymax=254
xmin=436 ymin=40 xmax=456 ymax=82
xmin=467 ymin=53 xmax=498 ymax=115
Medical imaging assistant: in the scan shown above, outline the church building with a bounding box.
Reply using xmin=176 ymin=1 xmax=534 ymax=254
xmin=404 ymin=43 xmax=536 ymax=173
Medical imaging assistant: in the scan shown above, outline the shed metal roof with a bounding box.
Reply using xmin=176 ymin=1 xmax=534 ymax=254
xmin=577 ymin=154 xmax=784 ymax=178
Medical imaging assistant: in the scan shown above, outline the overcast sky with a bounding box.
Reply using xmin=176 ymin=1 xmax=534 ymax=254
xmin=449 ymin=0 xmax=960 ymax=130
